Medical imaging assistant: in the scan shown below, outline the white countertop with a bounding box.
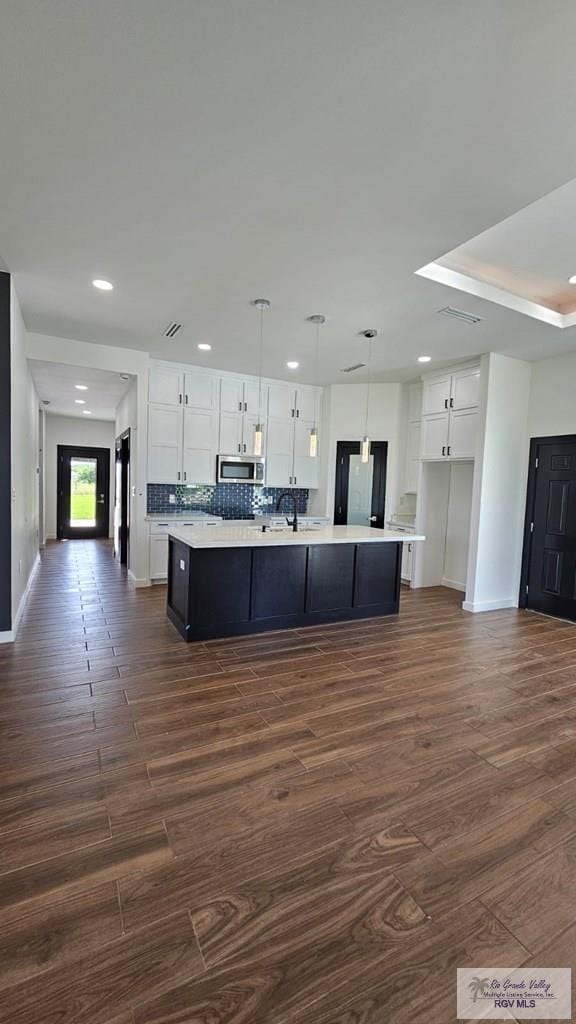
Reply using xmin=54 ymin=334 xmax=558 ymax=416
xmin=167 ymin=524 xmax=425 ymax=549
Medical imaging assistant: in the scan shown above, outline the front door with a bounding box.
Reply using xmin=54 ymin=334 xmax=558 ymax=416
xmin=523 ymin=435 xmax=576 ymax=620
xmin=57 ymin=445 xmax=110 ymax=540
xmin=333 ymin=441 xmax=387 ymax=529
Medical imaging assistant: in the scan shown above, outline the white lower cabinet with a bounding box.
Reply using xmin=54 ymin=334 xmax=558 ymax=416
xmin=149 ymin=535 xmax=169 ymax=579
xmin=401 ymin=541 xmax=414 ymax=582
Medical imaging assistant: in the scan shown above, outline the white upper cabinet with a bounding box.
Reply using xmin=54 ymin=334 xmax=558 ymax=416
xmin=420 ymin=365 xmax=480 ymax=461
xmin=243 ymin=380 xmax=265 ymax=416
xmin=219 ymin=411 xmax=244 ymax=454
xmin=448 ymin=408 xmax=479 ymax=459
xmin=451 ymin=367 xmax=481 ymax=410
xmin=148 ymin=405 xmax=183 ymax=483
xmin=293 ymin=420 xmax=319 ymax=489
xmin=266 ymin=418 xmax=294 ymax=487
xmin=184 ymin=372 xmax=218 ymax=410
xmin=295 ymin=388 xmax=317 ymax=423
xmin=268 ymin=383 xmax=295 ymax=420
xmin=149 ymin=368 xmax=183 ymax=406
xmin=422 ymin=376 xmax=451 ymax=416
xmin=220 ymin=378 xmax=244 ymax=414
xmin=420 ymin=412 xmax=450 ymax=460
xmin=182 ymin=408 xmax=219 ymax=484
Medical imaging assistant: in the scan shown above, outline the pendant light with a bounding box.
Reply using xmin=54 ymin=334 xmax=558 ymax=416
xmin=252 ymin=298 xmax=270 ymax=456
xmin=306 ymin=314 xmax=325 ymax=457
xmin=360 ymin=329 xmax=378 ymax=463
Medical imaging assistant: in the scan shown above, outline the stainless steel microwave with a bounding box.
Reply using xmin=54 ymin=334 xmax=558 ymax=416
xmin=216 ymin=454 xmax=265 ymax=485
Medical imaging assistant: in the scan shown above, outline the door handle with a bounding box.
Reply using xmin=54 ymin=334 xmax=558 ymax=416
xmin=369 ymin=515 xmax=377 ymax=521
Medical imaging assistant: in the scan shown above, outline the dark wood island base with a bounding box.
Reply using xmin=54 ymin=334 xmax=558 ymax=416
xmin=167 ymin=537 xmax=403 ymax=641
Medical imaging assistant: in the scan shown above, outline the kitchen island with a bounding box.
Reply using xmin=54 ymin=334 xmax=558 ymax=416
xmin=166 ymin=524 xmax=424 ymax=641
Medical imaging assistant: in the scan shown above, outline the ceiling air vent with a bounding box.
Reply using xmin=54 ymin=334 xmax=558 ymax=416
xmin=341 ymin=362 xmax=366 ymax=373
xmin=438 ymin=306 xmax=483 ymax=325
xmin=163 ymin=321 xmax=183 ymax=338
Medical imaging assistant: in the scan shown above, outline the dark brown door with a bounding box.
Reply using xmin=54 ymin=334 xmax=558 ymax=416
xmin=523 ymin=436 xmax=576 ymax=620
xmin=57 ymin=445 xmax=110 ymax=540
xmin=333 ymin=441 xmax=387 ymax=528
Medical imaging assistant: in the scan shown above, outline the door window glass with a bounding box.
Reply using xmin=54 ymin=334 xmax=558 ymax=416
xmin=70 ymin=458 xmax=97 ymax=527
xmin=347 ymin=454 xmax=374 ymax=526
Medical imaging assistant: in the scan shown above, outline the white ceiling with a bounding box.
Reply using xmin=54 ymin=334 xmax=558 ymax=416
xmin=29 ymin=360 xmax=132 ymax=420
xmin=3 ymin=2 xmax=576 ymax=383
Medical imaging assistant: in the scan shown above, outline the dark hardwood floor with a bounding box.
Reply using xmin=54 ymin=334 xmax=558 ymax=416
xmin=1 ymin=539 xmax=576 ymax=1022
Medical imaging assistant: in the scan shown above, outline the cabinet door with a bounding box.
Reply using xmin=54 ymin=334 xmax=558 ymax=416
xmin=420 ymin=412 xmax=449 ymax=459
xmin=266 ymin=417 xmax=294 ymax=487
xmin=295 ymin=389 xmax=317 ymax=423
xmin=219 ymin=411 xmax=243 ymax=454
xmin=220 ymin=378 xmax=244 ymax=413
xmin=242 ymin=415 xmax=265 ymax=455
xmin=422 ymin=376 xmax=451 ymax=415
xmin=405 ymin=421 xmax=421 ymax=492
xmin=149 ymin=369 xmax=183 ymax=406
xmin=148 ymin=405 xmax=183 ymax=483
xmin=448 ymin=408 xmax=478 ymax=459
xmin=149 ymin=536 xmax=169 ymax=579
xmin=292 ymin=420 xmax=319 ymax=489
xmin=184 ymin=372 xmax=218 ymax=410
xmin=401 ymin=542 xmax=414 ymax=582
xmin=182 ymin=408 xmax=219 ymax=484
xmin=243 ymin=380 xmax=266 ymax=416
xmin=451 ymin=368 xmax=481 ymax=410
xmin=268 ymin=383 xmax=295 ymax=420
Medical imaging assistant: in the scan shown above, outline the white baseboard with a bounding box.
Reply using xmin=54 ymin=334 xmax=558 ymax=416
xmin=1 ymin=552 xmax=41 ymax=643
xmin=462 ymin=597 xmax=517 ymax=613
xmin=128 ymin=569 xmax=151 ymax=588
xmin=441 ymin=577 xmax=466 ymax=593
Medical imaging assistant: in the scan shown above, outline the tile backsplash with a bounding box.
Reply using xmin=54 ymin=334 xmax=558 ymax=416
xmin=147 ymin=483 xmax=309 ymax=519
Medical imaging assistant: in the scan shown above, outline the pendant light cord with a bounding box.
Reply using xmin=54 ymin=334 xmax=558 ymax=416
xmin=364 ymin=339 xmax=372 ymax=438
xmin=257 ymin=303 xmax=264 ymax=425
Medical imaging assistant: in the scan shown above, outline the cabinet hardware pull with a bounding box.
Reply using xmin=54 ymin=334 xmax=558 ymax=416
xmin=447 ymin=445 xmax=451 ymax=455
xmin=177 ymin=471 xmax=181 ymax=480
xmin=238 ymin=401 xmax=242 ymax=411
xmin=442 ymin=446 xmax=446 ymax=456
xmin=179 ymin=394 xmax=182 ymax=404
xmin=238 ymin=443 xmax=241 ymax=452
xmin=244 ymin=402 xmax=247 ymax=412
xmin=450 ymin=397 xmax=454 ymax=408
xmin=294 ymin=476 xmax=297 ymax=485
xmin=296 ymin=409 xmax=300 ymax=418
xmin=291 ymin=408 xmax=295 ymax=417
xmin=183 ymin=471 xmax=186 ymax=481
xmin=444 ymin=398 xmax=448 ymax=409
xmin=243 ymin=443 xmax=247 ymax=452
xmin=185 ymin=395 xmax=188 ymax=404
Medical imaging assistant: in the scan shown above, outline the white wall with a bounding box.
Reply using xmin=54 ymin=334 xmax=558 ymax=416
xmin=44 ymin=414 xmax=115 ymax=540
xmin=310 ymin=382 xmax=403 ymax=522
xmin=465 ymin=353 xmax=531 ymax=612
xmin=10 ymin=282 xmax=39 ymax=628
xmin=528 ymin=350 xmax=576 ymax=438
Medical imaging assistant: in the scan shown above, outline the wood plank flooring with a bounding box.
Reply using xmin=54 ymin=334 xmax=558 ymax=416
xmin=1 ymin=539 xmax=576 ymax=1021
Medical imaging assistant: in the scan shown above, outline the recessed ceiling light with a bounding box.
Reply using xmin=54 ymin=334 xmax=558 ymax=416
xmin=286 ymin=361 xmax=299 ymax=369
xmin=82 ymin=410 xmax=92 ymax=415
xmin=92 ymin=279 xmax=114 ymax=291
xmin=75 ymin=384 xmax=88 ymax=391
xmin=418 ymin=355 xmax=431 ymax=363
xmin=197 ymin=343 xmax=212 ymax=351
xmin=569 ymin=275 xmax=576 ymax=284
xmin=75 ymin=399 xmax=85 ymax=404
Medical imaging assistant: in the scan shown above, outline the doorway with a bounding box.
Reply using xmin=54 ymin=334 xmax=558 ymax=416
xmin=114 ymin=430 xmax=130 ymax=565
xmin=333 ymin=441 xmax=387 ymax=528
xmin=521 ymin=434 xmax=576 ymax=620
xmin=56 ymin=445 xmax=110 ymax=540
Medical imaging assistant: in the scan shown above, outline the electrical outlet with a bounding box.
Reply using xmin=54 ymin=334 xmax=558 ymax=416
xmin=169 ymin=493 xmax=176 ymax=504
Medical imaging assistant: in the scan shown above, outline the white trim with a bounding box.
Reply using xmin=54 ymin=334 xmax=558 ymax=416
xmin=128 ymin=569 xmax=151 ymax=588
xmin=462 ymin=597 xmax=517 ymax=613
xmin=3 ymin=552 xmax=41 ymax=643
xmin=441 ymin=576 xmax=466 ymax=593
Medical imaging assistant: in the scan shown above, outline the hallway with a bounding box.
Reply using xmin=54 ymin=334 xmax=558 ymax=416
xmin=1 ymin=540 xmax=576 ymax=1021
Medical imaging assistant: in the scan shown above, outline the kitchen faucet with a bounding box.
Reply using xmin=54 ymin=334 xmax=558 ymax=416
xmin=275 ymin=492 xmax=299 ymax=532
